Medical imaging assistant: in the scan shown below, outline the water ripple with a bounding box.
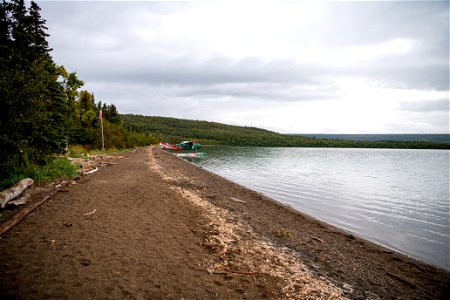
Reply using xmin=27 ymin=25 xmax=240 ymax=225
xmin=195 ymin=147 xmax=450 ymax=271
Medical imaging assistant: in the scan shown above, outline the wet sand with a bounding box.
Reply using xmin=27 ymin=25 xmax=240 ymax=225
xmin=0 ymin=147 xmax=449 ymax=299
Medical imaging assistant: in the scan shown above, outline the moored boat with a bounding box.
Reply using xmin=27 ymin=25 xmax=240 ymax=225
xmin=159 ymin=140 xmax=202 ymax=151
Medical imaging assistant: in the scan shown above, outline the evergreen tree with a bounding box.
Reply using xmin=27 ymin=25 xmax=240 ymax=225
xmin=59 ymin=70 xmax=84 ymax=145
xmin=0 ymin=0 xmax=11 ymax=49
xmin=29 ymin=1 xmax=50 ymax=55
xmin=0 ymin=0 xmax=68 ymax=175
xmin=107 ymin=104 xmax=121 ymax=124
xmin=10 ymin=0 xmax=32 ymax=60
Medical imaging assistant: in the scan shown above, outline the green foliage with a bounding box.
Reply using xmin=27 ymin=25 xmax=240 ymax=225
xmin=120 ymin=114 xmax=450 ymax=150
xmin=1 ymin=0 xmax=69 ymax=174
xmin=272 ymin=227 xmax=294 ymax=239
xmin=30 ymin=157 xmax=79 ymax=184
xmin=101 ymin=103 xmax=121 ymax=124
xmin=67 ymin=145 xmax=86 ymax=158
xmin=93 ymin=121 xmax=160 ymax=150
xmin=0 ymin=157 xmax=79 ymax=190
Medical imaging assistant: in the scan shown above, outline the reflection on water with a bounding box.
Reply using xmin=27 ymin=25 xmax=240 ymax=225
xmin=190 ymin=146 xmax=450 ymax=271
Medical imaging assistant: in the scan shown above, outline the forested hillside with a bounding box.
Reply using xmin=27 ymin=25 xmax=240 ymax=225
xmin=0 ymin=0 xmax=156 ymax=183
xmin=121 ymin=114 xmax=280 ymax=145
xmin=121 ymin=114 xmax=450 ymax=149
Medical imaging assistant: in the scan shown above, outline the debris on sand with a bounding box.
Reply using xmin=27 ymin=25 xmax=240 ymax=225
xmin=68 ymin=154 xmax=125 ymax=176
xmin=149 ymin=148 xmax=347 ymax=299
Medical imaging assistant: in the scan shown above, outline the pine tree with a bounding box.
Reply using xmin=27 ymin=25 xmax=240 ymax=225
xmin=0 ymin=0 xmax=11 ymax=48
xmin=10 ymin=0 xmax=32 ymax=60
xmin=0 ymin=0 xmax=69 ymax=176
xmin=107 ymin=104 xmax=121 ymax=124
xmin=29 ymin=1 xmax=50 ymax=55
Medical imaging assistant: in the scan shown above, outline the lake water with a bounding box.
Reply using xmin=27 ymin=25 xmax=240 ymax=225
xmin=189 ymin=146 xmax=450 ymax=271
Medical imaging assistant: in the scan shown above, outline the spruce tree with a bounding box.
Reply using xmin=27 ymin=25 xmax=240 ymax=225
xmin=0 ymin=0 xmax=69 ymax=176
xmin=0 ymin=0 xmax=11 ymax=48
xmin=29 ymin=1 xmax=50 ymax=55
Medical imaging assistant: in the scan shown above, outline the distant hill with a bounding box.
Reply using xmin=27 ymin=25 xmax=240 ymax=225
xmin=120 ymin=114 xmax=450 ymax=149
xmin=300 ymin=134 xmax=450 ymax=144
xmin=120 ymin=114 xmax=296 ymax=146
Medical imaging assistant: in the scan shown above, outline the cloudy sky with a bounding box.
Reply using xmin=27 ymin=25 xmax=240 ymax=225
xmin=39 ymin=0 xmax=449 ymax=134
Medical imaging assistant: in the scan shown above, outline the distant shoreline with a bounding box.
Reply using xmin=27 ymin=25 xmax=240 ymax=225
xmin=293 ymin=133 xmax=450 ymax=144
xmin=121 ymin=114 xmax=450 ymax=149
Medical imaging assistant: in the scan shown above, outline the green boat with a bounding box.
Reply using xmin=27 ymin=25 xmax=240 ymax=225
xmin=160 ymin=141 xmax=202 ymax=151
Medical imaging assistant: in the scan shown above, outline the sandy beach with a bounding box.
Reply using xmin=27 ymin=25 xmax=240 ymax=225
xmin=1 ymin=147 xmax=449 ymax=299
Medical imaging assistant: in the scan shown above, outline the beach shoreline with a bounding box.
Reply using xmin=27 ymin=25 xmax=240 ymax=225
xmin=157 ymin=147 xmax=450 ymax=298
xmin=1 ymin=146 xmax=449 ymax=299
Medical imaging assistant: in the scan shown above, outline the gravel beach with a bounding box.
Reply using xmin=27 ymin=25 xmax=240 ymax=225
xmin=1 ymin=147 xmax=449 ymax=299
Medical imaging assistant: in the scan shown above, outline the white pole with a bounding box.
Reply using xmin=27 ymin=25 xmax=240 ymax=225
xmin=100 ymin=110 xmax=105 ymax=151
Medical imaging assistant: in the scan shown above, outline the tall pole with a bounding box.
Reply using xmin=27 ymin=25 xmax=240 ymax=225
xmin=100 ymin=110 xmax=105 ymax=151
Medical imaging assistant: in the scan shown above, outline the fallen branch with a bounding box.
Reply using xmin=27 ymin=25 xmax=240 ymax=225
xmin=0 ymin=178 xmax=34 ymax=208
xmin=83 ymin=209 xmax=96 ymax=216
xmin=0 ymin=183 xmax=68 ymax=236
xmin=230 ymin=197 xmax=246 ymax=203
xmin=207 ymin=268 xmax=260 ymax=276
xmin=8 ymin=194 xmax=31 ymax=206
xmin=226 ymin=269 xmax=260 ymax=275
xmin=310 ymin=236 xmax=324 ymax=243
xmin=84 ymin=167 xmax=98 ymax=175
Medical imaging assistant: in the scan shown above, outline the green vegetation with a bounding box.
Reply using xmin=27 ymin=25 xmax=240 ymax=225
xmin=0 ymin=1 xmax=156 ymax=187
xmin=0 ymin=157 xmax=79 ymax=190
xmin=121 ymin=114 xmax=450 ymax=150
xmin=271 ymin=227 xmax=294 ymax=239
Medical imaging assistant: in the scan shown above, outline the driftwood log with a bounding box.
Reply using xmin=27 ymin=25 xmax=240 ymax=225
xmin=0 ymin=178 xmax=34 ymax=208
xmin=8 ymin=193 xmax=31 ymax=206
xmin=0 ymin=183 xmax=67 ymax=236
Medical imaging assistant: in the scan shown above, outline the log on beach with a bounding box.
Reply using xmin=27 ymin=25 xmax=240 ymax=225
xmin=0 ymin=178 xmax=34 ymax=208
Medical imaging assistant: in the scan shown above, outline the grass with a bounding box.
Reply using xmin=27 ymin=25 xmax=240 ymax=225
xmin=31 ymin=158 xmax=80 ymax=184
xmin=69 ymin=144 xmax=133 ymax=158
xmin=1 ymin=144 xmax=134 ymax=191
xmin=0 ymin=157 xmax=80 ymax=190
xmin=272 ymin=227 xmax=294 ymax=239
xmin=68 ymin=145 xmax=86 ymax=158
xmin=91 ymin=147 xmax=133 ymax=155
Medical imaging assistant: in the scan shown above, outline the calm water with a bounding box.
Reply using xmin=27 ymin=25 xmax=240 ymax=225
xmin=190 ymin=146 xmax=450 ymax=271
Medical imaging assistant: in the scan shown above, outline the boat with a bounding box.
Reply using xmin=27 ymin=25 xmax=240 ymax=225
xmin=159 ymin=141 xmax=182 ymax=150
xmin=159 ymin=140 xmax=202 ymax=151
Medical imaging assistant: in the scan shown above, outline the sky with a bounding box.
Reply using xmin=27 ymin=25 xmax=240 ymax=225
xmin=39 ymin=0 xmax=449 ymax=134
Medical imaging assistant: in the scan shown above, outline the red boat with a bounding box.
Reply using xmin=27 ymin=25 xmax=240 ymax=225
xmin=159 ymin=141 xmax=183 ymax=150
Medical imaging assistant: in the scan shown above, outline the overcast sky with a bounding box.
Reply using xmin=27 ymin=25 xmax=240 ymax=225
xmin=39 ymin=0 xmax=449 ymax=134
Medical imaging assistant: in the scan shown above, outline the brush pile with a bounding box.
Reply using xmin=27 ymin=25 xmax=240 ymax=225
xmin=68 ymin=154 xmax=127 ymax=176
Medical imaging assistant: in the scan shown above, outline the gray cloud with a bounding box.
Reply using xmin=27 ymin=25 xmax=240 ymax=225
xmin=79 ymin=56 xmax=322 ymax=86
xmin=344 ymin=60 xmax=449 ymax=91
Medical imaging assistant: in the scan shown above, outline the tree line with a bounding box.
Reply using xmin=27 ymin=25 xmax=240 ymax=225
xmin=121 ymin=114 xmax=450 ymax=150
xmin=0 ymin=0 xmax=156 ymax=181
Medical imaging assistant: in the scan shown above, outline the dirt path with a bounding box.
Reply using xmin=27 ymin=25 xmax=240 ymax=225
xmin=0 ymin=147 xmax=449 ymax=299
